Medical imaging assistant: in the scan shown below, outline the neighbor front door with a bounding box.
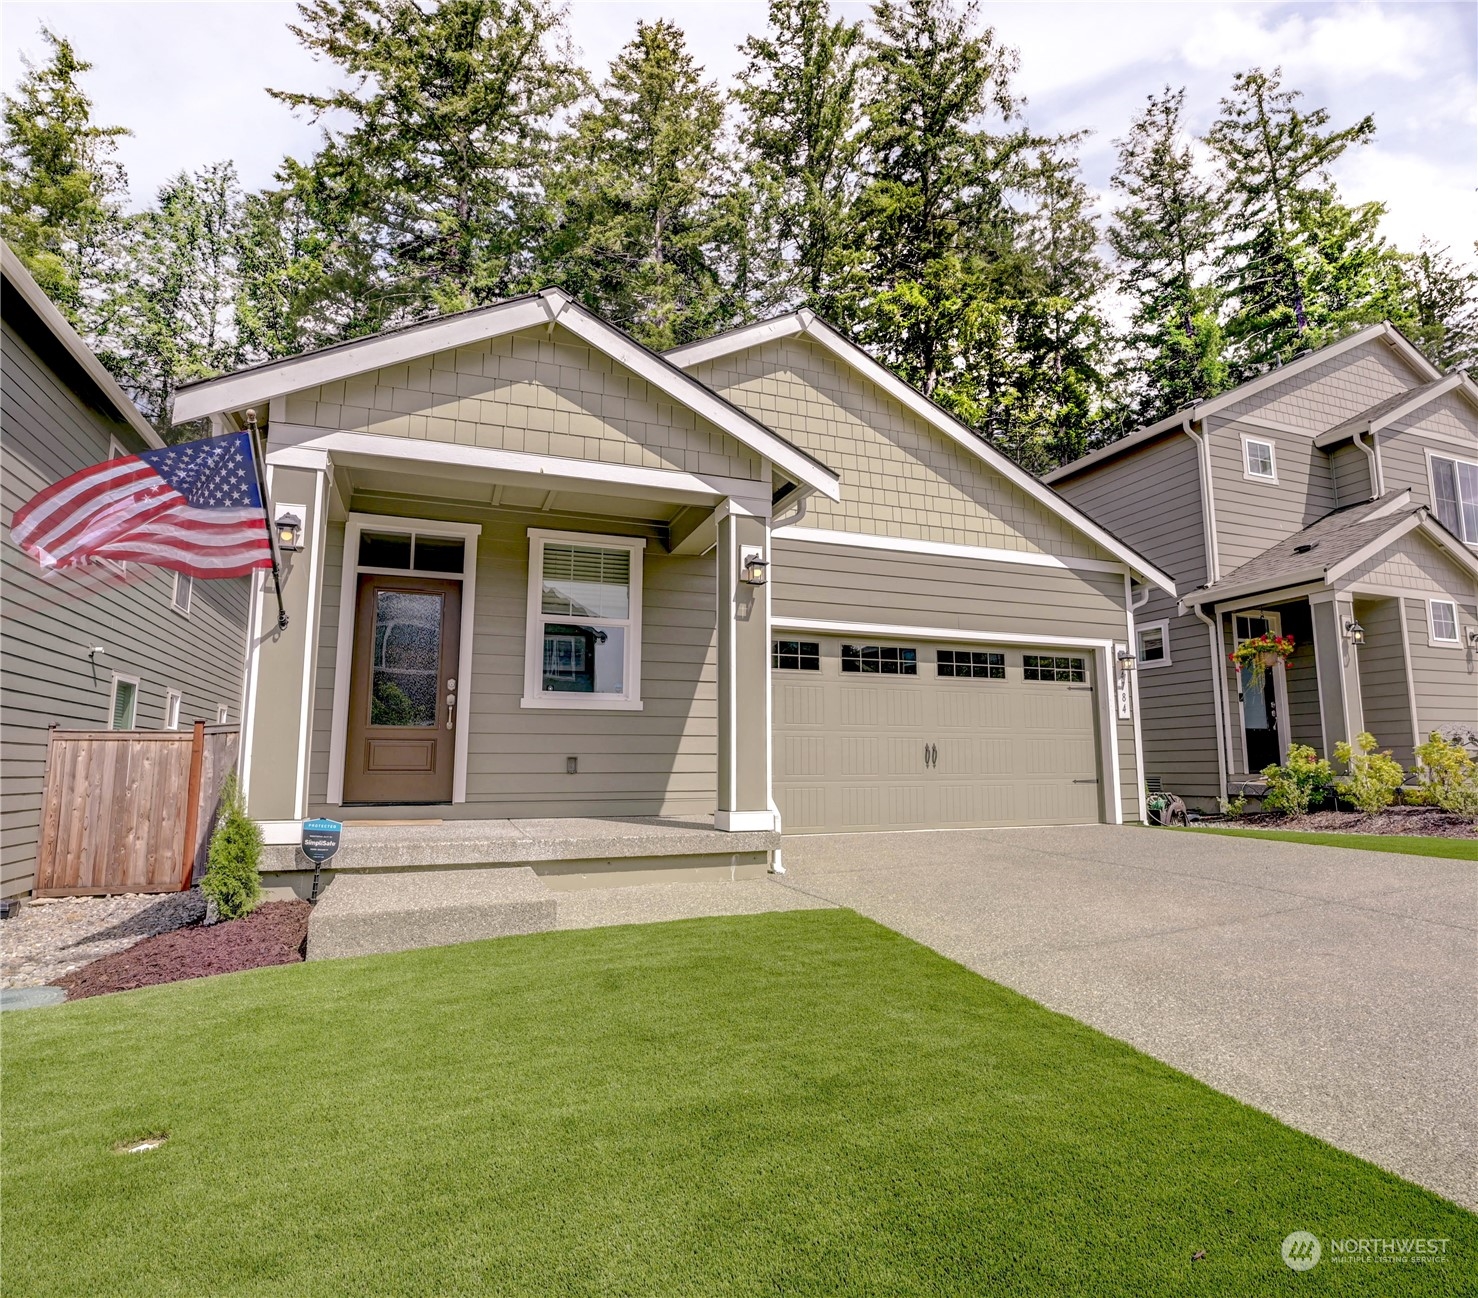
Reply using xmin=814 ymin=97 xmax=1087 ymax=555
xmin=1234 ymin=611 xmax=1284 ymax=774
xmin=343 ymin=573 xmax=461 ymax=804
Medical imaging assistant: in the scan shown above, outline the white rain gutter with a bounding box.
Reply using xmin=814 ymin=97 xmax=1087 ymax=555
xmin=1191 ymin=603 xmax=1231 ymax=800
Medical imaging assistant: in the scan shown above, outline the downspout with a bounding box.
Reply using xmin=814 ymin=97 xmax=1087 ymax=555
xmin=1183 ymin=415 xmax=1229 ymax=800
xmin=1352 ymin=424 xmax=1384 ymax=498
xmin=1190 ymin=601 xmax=1231 ymax=802
xmin=1182 ymin=415 xmax=1220 ymax=584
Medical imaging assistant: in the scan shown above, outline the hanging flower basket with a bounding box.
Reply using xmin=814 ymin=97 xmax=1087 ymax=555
xmin=1229 ymin=633 xmax=1295 ymax=689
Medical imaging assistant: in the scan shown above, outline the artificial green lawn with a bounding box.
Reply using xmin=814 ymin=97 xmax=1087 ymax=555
xmin=4 ymin=910 xmax=1473 ymax=1297
xmin=1179 ymin=825 xmax=1478 ymax=860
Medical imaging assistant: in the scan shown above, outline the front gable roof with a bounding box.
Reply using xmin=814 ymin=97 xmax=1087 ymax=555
xmin=666 ymin=312 xmax=1176 ymax=595
xmin=173 ymin=289 xmax=841 ymax=502
xmin=1314 ymin=373 xmax=1478 ymax=448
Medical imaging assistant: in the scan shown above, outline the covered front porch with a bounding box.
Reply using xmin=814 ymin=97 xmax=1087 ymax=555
xmin=1186 ymin=495 xmax=1478 ymax=793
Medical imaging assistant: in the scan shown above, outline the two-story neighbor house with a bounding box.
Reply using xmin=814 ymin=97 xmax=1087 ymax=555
xmin=171 ymin=293 xmax=1173 ymax=889
xmin=1048 ymin=323 xmax=1478 ymax=810
xmin=1 ymin=244 xmax=250 ymax=897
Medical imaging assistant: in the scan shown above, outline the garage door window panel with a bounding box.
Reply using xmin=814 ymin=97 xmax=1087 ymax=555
xmin=937 ymin=650 xmax=1005 ymax=679
xmin=773 ymin=640 xmax=820 ymax=670
xmin=841 ymin=644 xmax=917 ymax=675
xmin=1023 ymin=654 xmax=1087 ymax=683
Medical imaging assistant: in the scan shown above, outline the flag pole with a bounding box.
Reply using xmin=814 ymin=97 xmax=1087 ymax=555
xmin=244 ymin=408 xmax=289 ymax=631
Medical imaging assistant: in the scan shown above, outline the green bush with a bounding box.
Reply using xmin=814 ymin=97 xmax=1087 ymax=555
xmin=201 ymin=773 xmax=261 ymax=919
xmin=1414 ymin=733 xmax=1476 ymax=808
xmin=1219 ymin=795 xmax=1247 ymax=818
xmin=1260 ymin=744 xmax=1332 ymax=816
xmin=1332 ymin=732 xmax=1405 ymax=814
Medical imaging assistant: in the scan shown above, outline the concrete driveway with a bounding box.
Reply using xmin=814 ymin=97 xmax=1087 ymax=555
xmin=777 ymin=825 xmax=1477 ymax=1211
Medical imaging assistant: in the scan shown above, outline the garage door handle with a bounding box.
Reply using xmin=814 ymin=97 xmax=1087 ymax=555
xmin=929 ymin=743 xmax=937 ymax=768
xmin=1073 ymin=778 xmax=1098 ymax=784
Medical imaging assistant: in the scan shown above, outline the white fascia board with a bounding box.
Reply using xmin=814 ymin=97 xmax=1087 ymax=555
xmin=1043 ymin=421 xmax=1189 ymax=483
xmin=1412 ymin=516 xmax=1478 ymax=582
xmin=1313 ymin=374 xmax=1467 ymax=449
xmin=268 ymin=425 xmax=771 ymax=509
xmin=172 ymin=297 xmax=550 ymax=423
xmin=773 ymin=525 xmax=1134 ymax=577
xmin=545 ymin=295 xmax=840 ymax=501
xmin=790 ymin=319 xmax=1177 ymax=595
xmin=2 ymin=242 xmax=164 ymax=448
xmin=772 ymin=615 xmax=1115 ymax=651
xmin=665 ymin=314 xmax=808 ymax=367
xmin=1323 ymin=513 xmax=1430 ymax=584
xmin=1180 ymin=568 xmax=1326 ymax=611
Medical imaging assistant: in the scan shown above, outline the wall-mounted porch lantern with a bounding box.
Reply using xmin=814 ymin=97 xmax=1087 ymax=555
xmin=274 ymin=507 xmax=305 ymax=553
xmin=1342 ymin=617 xmax=1365 ymax=646
xmin=1116 ymin=648 xmax=1138 ymax=670
xmin=740 ymin=547 xmax=769 ymax=586
xmin=1466 ymin=627 xmax=1478 ymax=650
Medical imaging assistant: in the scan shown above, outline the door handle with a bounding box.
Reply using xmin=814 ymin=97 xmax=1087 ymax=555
xmin=930 ymin=743 xmax=938 ymax=768
xmin=923 ymin=743 xmax=930 ymax=768
xmin=445 ymin=691 xmax=456 ymax=731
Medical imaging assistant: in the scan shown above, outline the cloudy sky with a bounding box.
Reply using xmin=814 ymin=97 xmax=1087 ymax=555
xmin=3 ymin=1 xmax=1473 ymax=263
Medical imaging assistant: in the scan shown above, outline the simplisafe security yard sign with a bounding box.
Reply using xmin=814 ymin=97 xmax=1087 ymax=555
xmin=301 ymin=818 xmax=343 ymax=863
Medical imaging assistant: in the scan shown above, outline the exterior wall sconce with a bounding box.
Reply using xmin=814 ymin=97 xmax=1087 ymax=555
xmin=740 ymin=548 xmax=769 ymax=586
xmin=1116 ymin=648 xmax=1138 ymax=670
xmin=1466 ymin=627 xmax=1478 ymax=650
xmin=1343 ymin=617 xmax=1365 ymax=646
xmin=274 ymin=507 xmax=305 ymax=552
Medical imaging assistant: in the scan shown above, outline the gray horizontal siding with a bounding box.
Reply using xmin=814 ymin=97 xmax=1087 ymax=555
xmin=1330 ymin=443 xmax=1374 ymax=508
xmin=1405 ymin=596 xmax=1478 ymax=741
xmin=1 ymin=316 xmax=248 ymax=896
xmin=308 ymin=497 xmax=718 ymax=820
xmin=1376 ymin=396 xmax=1478 ymax=512
xmin=1132 ymin=591 xmax=1222 ymax=802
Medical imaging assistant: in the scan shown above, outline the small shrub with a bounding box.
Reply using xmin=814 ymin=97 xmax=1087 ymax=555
xmin=1438 ymin=781 xmax=1478 ymax=822
xmin=201 ymin=773 xmax=261 ymax=920
xmin=1332 ymin=732 xmax=1405 ymax=814
xmin=1414 ymin=732 xmax=1476 ymax=807
xmin=1219 ymin=795 xmax=1247 ymax=818
xmin=1260 ymin=744 xmax=1332 ymax=816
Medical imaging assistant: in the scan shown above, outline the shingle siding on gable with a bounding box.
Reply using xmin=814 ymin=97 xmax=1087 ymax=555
xmin=281 ymin=324 xmax=764 ymax=482
xmin=1341 ymin=532 xmax=1478 ymax=596
xmin=1222 ymin=341 xmax=1427 ymax=430
xmin=688 ymin=336 xmax=1107 ymax=560
xmin=1376 ymin=392 xmax=1478 ymax=511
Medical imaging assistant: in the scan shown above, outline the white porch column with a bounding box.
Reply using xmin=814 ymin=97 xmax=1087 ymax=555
xmin=714 ymin=501 xmax=774 ymax=831
xmin=1310 ymin=593 xmax=1363 ymax=756
xmin=242 ymin=449 xmax=333 ymax=825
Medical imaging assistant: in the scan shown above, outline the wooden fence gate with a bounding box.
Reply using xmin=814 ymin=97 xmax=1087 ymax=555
xmin=34 ymin=723 xmax=240 ymax=896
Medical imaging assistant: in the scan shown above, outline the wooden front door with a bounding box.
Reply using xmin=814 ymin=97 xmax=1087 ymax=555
xmin=1234 ymin=611 xmax=1284 ymax=773
xmin=344 ymin=573 xmax=461 ymax=804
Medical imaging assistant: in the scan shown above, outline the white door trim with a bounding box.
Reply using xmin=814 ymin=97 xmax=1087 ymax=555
xmin=1232 ymin=609 xmax=1290 ymax=772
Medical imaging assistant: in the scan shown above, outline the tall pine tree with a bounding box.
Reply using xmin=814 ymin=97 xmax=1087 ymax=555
xmin=734 ymin=0 xmax=864 ymax=315
xmin=0 ymin=27 xmax=129 ymax=328
xmin=1396 ymin=238 xmax=1478 ymax=373
xmin=545 ymin=20 xmax=747 ymax=349
xmin=270 ymin=0 xmax=585 ymax=319
xmin=1108 ymin=86 xmax=1225 ymax=425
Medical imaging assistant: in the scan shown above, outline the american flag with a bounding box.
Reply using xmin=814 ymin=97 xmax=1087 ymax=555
xmin=10 ymin=431 xmax=275 ymax=579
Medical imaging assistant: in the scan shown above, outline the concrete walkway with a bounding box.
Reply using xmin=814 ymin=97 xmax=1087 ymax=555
xmin=777 ymin=824 xmax=1477 ymax=1211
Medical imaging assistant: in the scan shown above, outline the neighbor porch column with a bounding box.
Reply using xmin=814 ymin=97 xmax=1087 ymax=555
xmin=715 ymin=502 xmax=774 ymax=832
xmin=1310 ymin=593 xmax=1364 ymax=755
xmin=242 ymin=449 xmax=334 ymax=828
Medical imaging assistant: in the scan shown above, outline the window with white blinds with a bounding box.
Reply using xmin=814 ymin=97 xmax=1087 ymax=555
xmin=524 ymin=531 xmax=644 ymax=709
xmin=1431 ymin=455 xmax=1478 ymax=544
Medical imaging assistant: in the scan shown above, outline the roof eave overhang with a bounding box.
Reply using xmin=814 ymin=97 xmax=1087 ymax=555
xmin=667 ymin=314 xmax=1178 ymax=597
xmin=1313 ymin=373 xmax=1469 ymax=449
xmin=1181 ymin=568 xmax=1327 ymax=611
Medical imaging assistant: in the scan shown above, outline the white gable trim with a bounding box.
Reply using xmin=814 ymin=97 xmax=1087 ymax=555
xmin=172 ymin=290 xmax=840 ymax=502
xmin=667 ymin=313 xmax=1176 ymax=596
xmin=1313 ymin=372 xmax=1478 ymax=448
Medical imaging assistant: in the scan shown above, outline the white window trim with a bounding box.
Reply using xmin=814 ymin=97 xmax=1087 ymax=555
xmin=1428 ymin=598 xmax=1461 ymax=646
xmin=109 ymin=673 xmax=139 ymax=730
xmin=1425 ymin=447 xmax=1478 ymax=546
xmin=165 ymin=688 xmax=182 ymax=730
xmin=1241 ymin=435 xmax=1278 ymax=483
xmin=1135 ymin=618 xmax=1171 ymax=668
xmin=216 ymin=704 xmax=230 ymax=724
xmin=523 ymin=528 xmax=645 ymax=711
xmin=171 ymin=570 xmax=193 ymax=617
xmin=325 ymin=512 xmax=482 ymax=806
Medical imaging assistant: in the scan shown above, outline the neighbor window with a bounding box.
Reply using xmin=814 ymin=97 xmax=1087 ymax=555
xmin=217 ymin=704 xmax=230 ymax=724
xmin=110 ymin=676 xmax=138 ymax=730
xmin=1431 ymin=455 xmax=1478 ymax=544
xmin=773 ymin=640 xmax=820 ymax=671
xmin=841 ymin=644 xmax=917 ymax=674
xmin=1023 ymin=654 xmax=1087 ymax=683
xmin=1243 ymin=437 xmax=1276 ymax=481
xmin=1136 ymin=620 xmax=1169 ymax=667
xmin=165 ymin=689 xmax=182 ymax=730
xmin=171 ymin=571 xmax=193 ymax=615
xmin=524 ymin=530 xmax=644 ymax=708
xmin=936 ymin=649 xmax=1004 ymax=679
xmin=1429 ymin=599 xmax=1460 ymax=645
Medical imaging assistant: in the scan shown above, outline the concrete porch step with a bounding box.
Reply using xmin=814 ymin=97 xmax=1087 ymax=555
xmin=305 ymin=867 xmax=557 ymax=961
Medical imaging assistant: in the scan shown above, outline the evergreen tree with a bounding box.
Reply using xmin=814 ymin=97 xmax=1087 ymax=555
xmin=734 ymin=0 xmax=864 ymax=314
xmin=1207 ymin=67 xmax=1379 ymax=378
xmin=270 ymin=0 xmax=585 ymax=318
xmin=545 ymin=20 xmax=747 ymax=349
xmin=1396 ymin=238 xmax=1478 ymax=373
xmin=1108 ymin=86 xmax=1225 ymax=424
xmin=839 ymin=0 xmax=1030 ymax=418
xmin=0 ymin=27 xmax=129 ymax=326
xmin=104 ymin=163 xmax=242 ymax=435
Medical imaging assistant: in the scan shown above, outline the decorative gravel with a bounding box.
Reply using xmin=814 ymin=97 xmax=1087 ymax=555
xmin=1 ymin=891 xmax=206 ymax=990
xmin=56 ymin=901 xmax=310 ymax=1001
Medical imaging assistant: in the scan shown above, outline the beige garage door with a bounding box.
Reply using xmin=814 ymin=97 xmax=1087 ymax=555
xmin=773 ymin=637 xmax=1102 ymax=832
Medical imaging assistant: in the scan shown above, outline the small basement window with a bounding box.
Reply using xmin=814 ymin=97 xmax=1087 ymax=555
xmin=841 ymin=644 xmax=917 ymax=675
xmin=937 ymin=649 xmax=1004 ymax=679
xmin=1136 ymin=620 xmax=1169 ymax=667
xmin=165 ymin=689 xmax=182 ymax=730
xmin=773 ymin=640 xmax=820 ymax=670
xmin=1429 ymin=599 xmax=1460 ymax=645
xmin=1023 ymin=654 xmax=1087 ymax=683
xmin=1243 ymin=437 xmax=1276 ymax=481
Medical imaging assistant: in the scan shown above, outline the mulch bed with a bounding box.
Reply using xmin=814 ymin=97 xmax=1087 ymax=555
xmin=55 ymin=901 xmax=311 ymax=1001
xmin=1196 ymin=805 xmax=1478 ymax=838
